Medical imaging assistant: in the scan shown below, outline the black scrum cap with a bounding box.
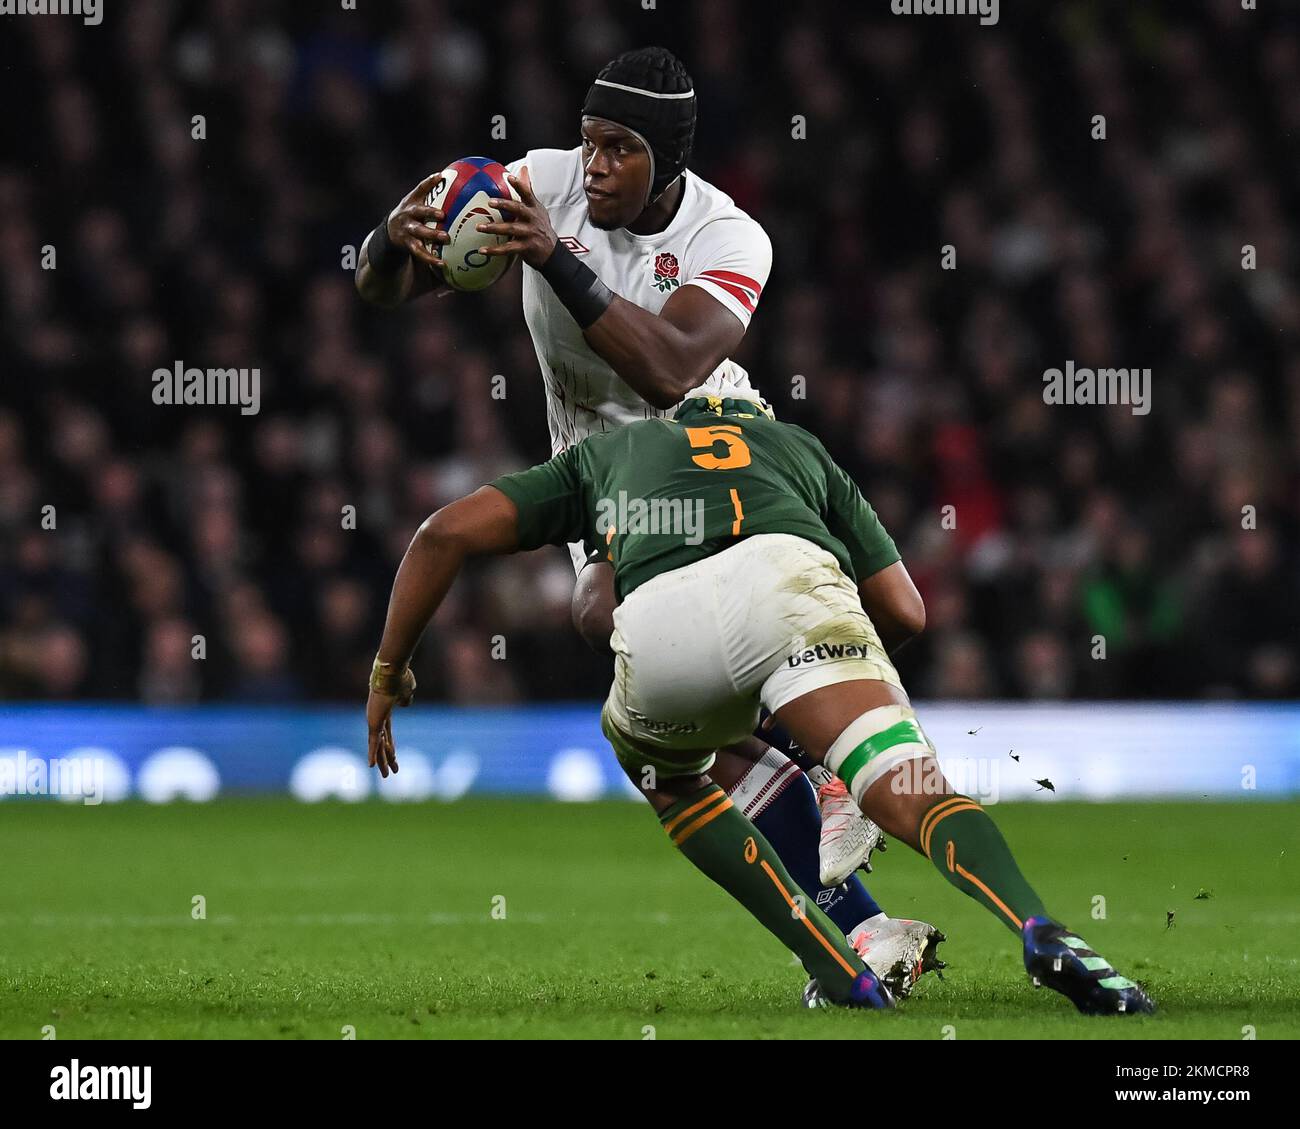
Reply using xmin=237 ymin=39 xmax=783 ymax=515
xmin=581 ymin=47 xmax=696 ymax=206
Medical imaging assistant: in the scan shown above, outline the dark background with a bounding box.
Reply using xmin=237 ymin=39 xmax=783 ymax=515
xmin=0 ymin=0 xmax=1296 ymax=704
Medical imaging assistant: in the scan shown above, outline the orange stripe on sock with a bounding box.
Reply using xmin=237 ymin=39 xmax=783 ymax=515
xmin=925 ymin=801 xmax=1023 ymax=928
xmin=954 ymin=860 xmax=1023 ymax=930
xmin=921 ymin=800 xmax=982 ymax=858
xmin=759 ymin=859 xmax=860 ymax=981
xmin=918 ymin=795 xmax=971 ymax=850
xmin=671 ymin=796 xmax=734 ymax=846
xmin=662 ymin=789 xmax=726 ymax=837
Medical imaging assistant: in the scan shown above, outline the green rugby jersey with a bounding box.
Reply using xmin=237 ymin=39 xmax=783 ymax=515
xmin=490 ymin=396 xmax=900 ymax=600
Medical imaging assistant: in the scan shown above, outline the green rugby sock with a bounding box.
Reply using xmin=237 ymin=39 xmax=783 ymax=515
xmin=920 ymin=795 xmax=1049 ymax=933
xmin=659 ymin=784 xmax=869 ymax=1002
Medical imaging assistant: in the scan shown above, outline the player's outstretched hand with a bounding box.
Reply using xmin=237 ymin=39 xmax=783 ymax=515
xmin=479 ymin=167 xmax=557 ymax=268
xmin=366 ymin=668 xmax=415 ymax=778
xmin=384 ymin=172 xmax=451 ymax=270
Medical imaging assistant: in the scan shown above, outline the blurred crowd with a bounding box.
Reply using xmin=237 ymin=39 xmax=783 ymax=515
xmin=1 ymin=0 xmax=1297 ymax=704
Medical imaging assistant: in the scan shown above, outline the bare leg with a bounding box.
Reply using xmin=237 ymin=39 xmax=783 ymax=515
xmin=772 ymin=679 xmax=939 ymax=846
xmin=772 ymin=677 xmax=1154 ymax=1014
xmin=773 ymin=679 xmax=1049 ymax=922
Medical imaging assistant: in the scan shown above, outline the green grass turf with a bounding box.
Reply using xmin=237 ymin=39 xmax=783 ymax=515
xmin=0 ymin=799 xmax=1296 ymax=1039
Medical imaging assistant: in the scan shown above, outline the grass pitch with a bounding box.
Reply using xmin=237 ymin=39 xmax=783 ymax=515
xmin=1 ymin=798 xmax=1296 ymax=1039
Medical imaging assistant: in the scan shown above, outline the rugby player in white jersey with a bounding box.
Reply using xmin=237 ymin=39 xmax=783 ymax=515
xmin=355 ymin=47 xmax=943 ymax=994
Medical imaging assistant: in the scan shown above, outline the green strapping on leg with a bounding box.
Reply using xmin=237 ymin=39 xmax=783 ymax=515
xmin=834 ymin=718 xmax=928 ymax=787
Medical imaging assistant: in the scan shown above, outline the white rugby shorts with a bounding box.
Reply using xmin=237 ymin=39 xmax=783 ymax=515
xmin=603 ymin=533 xmax=903 ymax=754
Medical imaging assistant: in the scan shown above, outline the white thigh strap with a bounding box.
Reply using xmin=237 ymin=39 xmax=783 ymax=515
xmin=824 ymin=704 xmax=932 ymax=804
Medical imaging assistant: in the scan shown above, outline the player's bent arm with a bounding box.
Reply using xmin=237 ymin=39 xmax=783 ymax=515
xmin=354 ymin=171 xmax=451 ymax=308
xmin=355 ymin=234 xmax=442 ymax=308
xmin=858 ymin=561 xmax=926 ymax=655
xmin=481 ymin=168 xmax=750 ymax=407
xmin=582 ymin=285 xmax=746 ymax=409
xmin=374 ymin=487 xmax=521 ymax=668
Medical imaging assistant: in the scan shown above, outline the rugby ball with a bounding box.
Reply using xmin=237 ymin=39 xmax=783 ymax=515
xmin=424 ymin=156 xmax=520 ymax=292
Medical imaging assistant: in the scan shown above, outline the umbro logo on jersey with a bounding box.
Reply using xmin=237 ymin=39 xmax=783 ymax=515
xmin=559 ymin=236 xmax=590 ymax=254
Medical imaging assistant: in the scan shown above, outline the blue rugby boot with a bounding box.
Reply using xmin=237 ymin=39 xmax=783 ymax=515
xmin=1023 ymin=916 xmax=1156 ymax=1015
xmin=801 ymin=967 xmax=896 ymax=1010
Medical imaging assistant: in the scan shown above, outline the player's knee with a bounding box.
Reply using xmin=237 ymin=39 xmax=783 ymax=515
xmin=572 ymin=562 xmax=616 ymax=654
xmin=863 ymin=762 xmax=949 ymax=846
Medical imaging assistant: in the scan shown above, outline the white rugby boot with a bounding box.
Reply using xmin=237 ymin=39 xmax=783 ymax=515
xmin=814 ymin=773 xmax=886 ymax=885
xmin=849 ymin=914 xmax=947 ymax=999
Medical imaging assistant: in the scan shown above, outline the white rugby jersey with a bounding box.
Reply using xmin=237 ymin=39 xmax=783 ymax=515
xmin=505 ymin=147 xmax=772 ymax=454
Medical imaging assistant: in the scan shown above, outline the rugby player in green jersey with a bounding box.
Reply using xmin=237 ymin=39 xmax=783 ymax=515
xmin=364 ymin=387 xmax=1155 ymax=1014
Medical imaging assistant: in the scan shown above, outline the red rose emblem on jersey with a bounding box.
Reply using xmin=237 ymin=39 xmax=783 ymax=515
xmin=653 ymin=252 xmax=681 ymax=292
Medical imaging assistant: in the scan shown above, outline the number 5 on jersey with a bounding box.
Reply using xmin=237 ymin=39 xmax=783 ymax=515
xmin=684 ymin=425 xmax=748 ymax=533
xmin=684 ymin=425 xmax=751 ymax=469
